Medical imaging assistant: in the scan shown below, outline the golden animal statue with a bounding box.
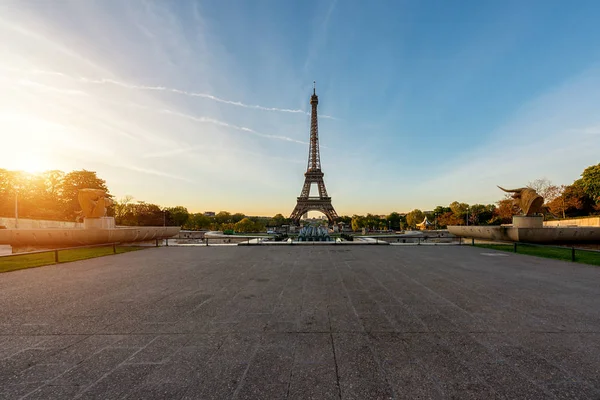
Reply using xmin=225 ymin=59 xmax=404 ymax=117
xmin=497 ymin=186 xmax=544 ymax=216
xmin=77 ymin=188 xmax=113 ymax=219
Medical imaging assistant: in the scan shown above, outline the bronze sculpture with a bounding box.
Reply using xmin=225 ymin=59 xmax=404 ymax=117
xmin=498 ymin=186 xmax=544 ymax=216
xmin=77 ymin=189 xmax=113 ymax=219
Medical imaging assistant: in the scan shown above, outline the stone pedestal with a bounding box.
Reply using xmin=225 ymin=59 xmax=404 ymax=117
xmin=84 ymin=217 xmax=116 ymax=229
xmin=512 ymin=215 xmax=543 ymax=228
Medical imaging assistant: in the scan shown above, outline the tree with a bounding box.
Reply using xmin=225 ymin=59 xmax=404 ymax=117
xmin=351 ymin=215 xmax=365 ymax=232
xmin=364 ymin=214 xmax=383 ymax=230
xmin=165 ymin=206 xmax=189 ymax=226
xmin=468 ymin=204 xmax=496 ymax=225
xmin=527 ymin=178 xmax=562 ymax=204
xmin=542 ymin=185 xmax=563 ymax=204
xmin=214 ymin=211 xmax=232 ymax=225
xmin=337 ymin=215 xmax=352 ymax=225
xmin=248 ymin=216 xmax=267 ymax=232
xmin=269 ymin=213 xmax=286 ymax=227
xmin=221 ymin=222 xmax=235 ymax=232
xmin=547 ymin=184 xmax=595 ymax=218
xmin=231 ymin=213 xmax=246 ymax=223
xmin=7 ymin=171 xmax=35 ymax=219
xmin=60 ymin=170 xmax=109 ymax=220
xmin=398 ymin=215 xmax=407 ymax=230
xmin=132 ymin=202 xmax=164 ymax=226
xmin=449 ymin=202 xmax=469 ymax=219
xmin=0 ymin=169 xmax=111 ymax=221
xmin=489 ymin=199 xmax=518 ymax=224
xmin=437 ymin=211 xmax=462 ymax=228
xmin=433 ymin=206 xmax=451 ymax=216
xmin=36 ymin=170 xmax=65 ymax=219
xmin=0 ymin=170 xmax=45 ymax=220
xmin=113 ymin=195 xmax=134 ymax=225
xmin=578 ymin=163 xmax=600 ymax=204
xmin=386 ymin=212 xmax=402 ymax=231
xmin=430 ymin=206 xmax=451 ymax=229
xmin=406 ymin=209 xmax=425 ymax=229
xmin=184 ymin=213 xmax=212 ymax=230
xmin=234 ymin=217 xmax=257 ymax=233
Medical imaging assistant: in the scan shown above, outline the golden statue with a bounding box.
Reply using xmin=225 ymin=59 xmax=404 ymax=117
xmin=77 ymin=189 xmax=113 ymax=219
xmin=498 ymin=186 xmax=544 ymax=216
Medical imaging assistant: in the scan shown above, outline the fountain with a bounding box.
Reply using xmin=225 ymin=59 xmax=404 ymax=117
xmin=297 ymin=225 xmax=332 ymax=242
xmin=0 ymin=189 xmax=180 ymax=253
xmin=448 ymin=185 xmax=600 ymax=244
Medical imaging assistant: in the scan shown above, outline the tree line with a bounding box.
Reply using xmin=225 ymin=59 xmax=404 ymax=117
xmin=0 ymin=168 xmax=290 ymax=232
xmin=0 ymin=169 xmax=108 ymax=221
xmin=1 ymin=163 xmax=598 ymax=231
xmin=395 ymin=163 xmax=600 ymax=230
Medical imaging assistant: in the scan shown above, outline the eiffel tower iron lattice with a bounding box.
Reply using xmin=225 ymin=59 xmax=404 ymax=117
xmin=289 ymin=83 xmax=338 ymax=224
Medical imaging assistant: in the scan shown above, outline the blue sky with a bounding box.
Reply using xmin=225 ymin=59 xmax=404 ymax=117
xmin=1 ymin=0 xmax=599 ymax=216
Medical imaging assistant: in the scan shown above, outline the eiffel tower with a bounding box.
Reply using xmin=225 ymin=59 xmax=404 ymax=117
xmin=289 ymin=83 xmax=338 ymax=224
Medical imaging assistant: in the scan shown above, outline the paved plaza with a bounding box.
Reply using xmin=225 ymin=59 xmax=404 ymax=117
xmin=1 ymin=246 xmax=600 ymax=399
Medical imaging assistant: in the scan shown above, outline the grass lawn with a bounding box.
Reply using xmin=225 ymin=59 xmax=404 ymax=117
xmin=0 ymin=246 xmax=145 ymax=273
xmin=475 ymin=243 xmax=600 ymax=267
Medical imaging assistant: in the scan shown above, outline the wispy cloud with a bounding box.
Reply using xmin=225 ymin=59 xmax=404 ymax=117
xmin=80 ymin=76 xmax=337 ymax=119
xmin=16 ymin=79 xmax=88 ymax=96
xmin=7 ymin=67 xmax=337 ymax=119
xmin=143 ymin=146 xmax=201 ymax=159
xmin=2 ymin=68 xmax=308 ymax=146
xmin=566 ymin=126 xmax=600 ymax=135
xmin=116 ymin=163 xmax=193 ymax=182
xmin=0 ymin=21 xmax=109 ymax=75
xmin=80 ymin=77 xmax=310 ymax=114
xmin=159 ymin=109 xmax=308 ymax=145
xmin=143 ymin=144 xmax=304 ymax=165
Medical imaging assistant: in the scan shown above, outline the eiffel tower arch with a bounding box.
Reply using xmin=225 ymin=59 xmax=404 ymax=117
xmin=289 ymin=83 xmax=338 ymax=224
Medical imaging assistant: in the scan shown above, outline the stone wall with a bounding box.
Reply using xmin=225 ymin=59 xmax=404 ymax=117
xmin=448 ymin=225 xmax=600 ymax=244
xmin=177 ymin=230 xmax=208 ymax=239
xmin=544 ymin=217 xmax=600 ymax=227
xmin=0 ymin=245 xmax=11 ymax=256
xmin=0 ymin=217 xmax=82 ymax=229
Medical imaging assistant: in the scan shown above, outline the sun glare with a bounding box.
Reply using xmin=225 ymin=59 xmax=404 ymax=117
xmin=10 ymin=152 xmax=49 ymax=174
xmin=1 ymin=112 xmax=61 ymax=174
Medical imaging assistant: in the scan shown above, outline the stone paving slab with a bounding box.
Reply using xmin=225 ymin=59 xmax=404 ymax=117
xmin=0 ymin=246 xmax=600 ymax=399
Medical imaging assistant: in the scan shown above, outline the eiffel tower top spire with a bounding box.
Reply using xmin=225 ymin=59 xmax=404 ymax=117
xmin=307 ymin=81 xmax=321 ymax=172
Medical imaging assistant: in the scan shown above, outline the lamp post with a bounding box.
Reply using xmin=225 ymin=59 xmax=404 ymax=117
xmin=163 ymin=210 xmax=166 ymax=227
xmin=466 ymin=207 xmax=469 ymax=226
xmin=14 ymin=188 xmax=19 ymax=229
xmin=434 ymin=213 xmax=438 ymax=230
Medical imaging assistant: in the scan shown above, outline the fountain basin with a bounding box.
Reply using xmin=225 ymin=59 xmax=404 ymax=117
xmin=0 ymin=226 xmax=180 ymax=248
xmin=448 ymin=225 xmax=600 ymax=244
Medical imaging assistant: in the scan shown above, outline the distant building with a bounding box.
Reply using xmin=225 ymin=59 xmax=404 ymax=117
xmin=204 ymin=211 xmax=215 ymax=217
